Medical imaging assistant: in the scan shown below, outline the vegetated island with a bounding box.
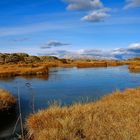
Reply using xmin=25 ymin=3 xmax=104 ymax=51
xmin=26 ymin=87 xmax=140 ymax=140
xmin=0 ymin=52 xmax=140 ymax=77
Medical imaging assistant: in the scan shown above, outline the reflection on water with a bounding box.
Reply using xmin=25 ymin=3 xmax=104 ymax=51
xmin=0 ymin=74 xmax=49 ymax=82
xmin=0 ymin=107 xmax=17 ymax=140
xmin=0 ymin=66 xmax=140 ymax=139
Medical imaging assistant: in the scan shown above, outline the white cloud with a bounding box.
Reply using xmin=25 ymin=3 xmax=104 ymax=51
xmin=38 ymin=48 xmax=115 ymax=60
xmin=41 ymin=40 xmax=70 ymax=49
xmin=128 ymin=43 xmax=140 ymax=49
xmin=65 ymin=0 xmax=103 ymax=10
xmin=81 ymin=8 xmax=110 ymax=22
xmin=111 ymin=43 xmax=140 ymax=59
xmin=64 ymin=0 xmax=110 ymax=23
xmin=38 ymin=42 xmax=140 ymax=60
xmin=124 ymin=0 xmax=140 ymax=9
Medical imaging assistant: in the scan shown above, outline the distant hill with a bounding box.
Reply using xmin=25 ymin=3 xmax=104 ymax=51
xmin=0 ymin=53 xmax=60 ymax=64
xmin=1 ymin=53 xmax=140 ymax=64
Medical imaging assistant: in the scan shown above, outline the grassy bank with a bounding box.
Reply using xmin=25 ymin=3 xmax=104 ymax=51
xmin=26 ymin=87 xmax=140 ymax=140
xmin=0 ymin=89 xmax=16 ymax=110
xmin=0 ymin=64 xmax=48 ymax=77
xmin=129 ymin=65 xmax=140 ymax=72
xmin=76 ymin=60 xmax=125 ymax=68
xmin=128 ymin=61 xmax=140 ymax=72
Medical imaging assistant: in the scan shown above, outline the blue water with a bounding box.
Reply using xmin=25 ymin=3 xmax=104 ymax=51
xmin=0 ymin=66 xmax=140 ymax=139
xmin=0 ymin=66 xmax=140 ymax=115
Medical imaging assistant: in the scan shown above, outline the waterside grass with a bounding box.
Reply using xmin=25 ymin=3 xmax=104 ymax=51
xmin=26 ymin=87 xmax=140 ymax=140
xmin=0 ymin=89 xmax=16 ymax=110
xmin=76 ymin=60 xmax=125 ymax=68
xmin=128 ymin=61 xmax=140 ymax=72
xmin=0 ymin=64 xmax=48 ymax=77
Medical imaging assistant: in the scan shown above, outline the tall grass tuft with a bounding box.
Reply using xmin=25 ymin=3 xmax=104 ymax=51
xmin=0 ymin=89 xmax=16 ymax=110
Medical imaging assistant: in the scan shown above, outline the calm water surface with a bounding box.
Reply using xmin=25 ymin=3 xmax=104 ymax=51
xmin=0 ymin=66 xmax=140 ymax=139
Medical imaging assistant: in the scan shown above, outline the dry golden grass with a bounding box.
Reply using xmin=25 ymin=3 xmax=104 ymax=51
xmin=0 ymin=64 xmax=48 ymax=77
xmin=128 ymin=61 xmax=140 ymax=72
xmin=129 ymin=65 xmax=140 ymax=72
xmin=76 ymin=60 xmax=124 ymax=68
xmin=0 ymin=89 xmax=16 ymax=110
xmin=106 ymin=61 xmax=125 ymax=66
xmin=26 ymin=87 xmax=140 ymax=140
xmin=76 ymin=61 xmax=107 ymax=68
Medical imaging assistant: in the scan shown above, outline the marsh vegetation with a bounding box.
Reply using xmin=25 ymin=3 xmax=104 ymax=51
xmin=26 ymin=87 xmax=140 ymax=140
xmin=0 ymin=89 xmax=16 ymax=111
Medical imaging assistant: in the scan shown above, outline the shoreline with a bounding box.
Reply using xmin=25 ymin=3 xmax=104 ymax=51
xmin=26 ymin=87 xmax=140 ymax=140
xmin=0 ymin=53 xmax=140 ymax=77
xmin=0 ymin=59 xmax=139 ymax=78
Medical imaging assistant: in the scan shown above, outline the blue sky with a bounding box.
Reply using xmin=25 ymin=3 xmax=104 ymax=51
xmin=0 ymin=0 xmax=140 ymax=59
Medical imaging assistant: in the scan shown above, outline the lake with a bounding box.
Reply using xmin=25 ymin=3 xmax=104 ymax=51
xmin=0 ymin=66 xmax=140 ymax=139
